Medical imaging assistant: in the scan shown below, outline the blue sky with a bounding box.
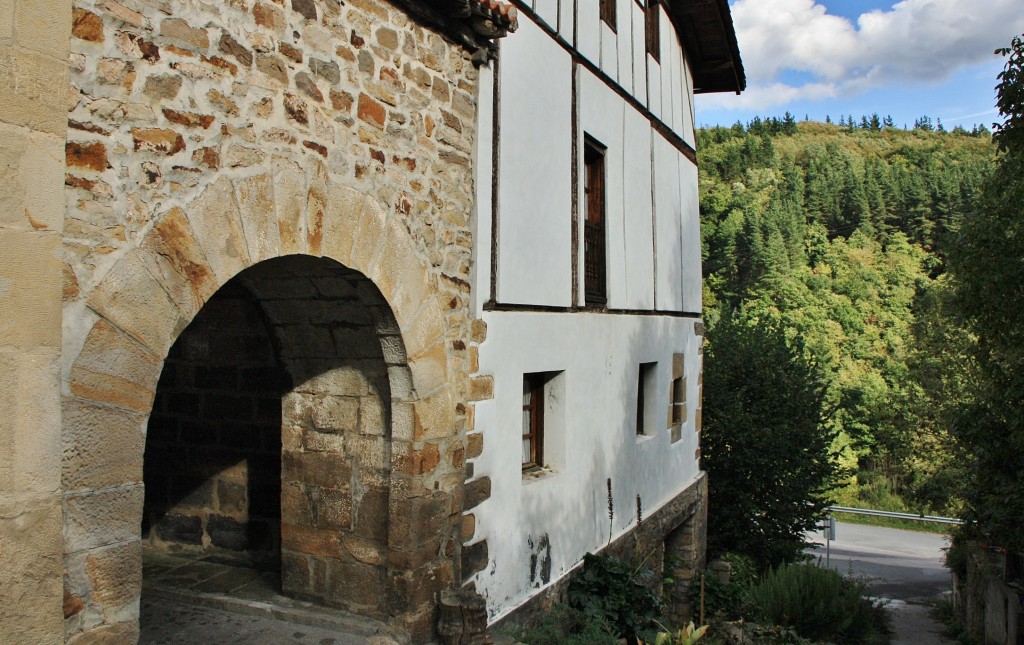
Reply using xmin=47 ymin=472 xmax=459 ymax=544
xmin=695 ymin=0 xmax=1024 ymax=129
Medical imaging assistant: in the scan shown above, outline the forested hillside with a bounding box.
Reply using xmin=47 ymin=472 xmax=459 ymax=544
xmin=698 ymin=118 xmax=995 ymax=518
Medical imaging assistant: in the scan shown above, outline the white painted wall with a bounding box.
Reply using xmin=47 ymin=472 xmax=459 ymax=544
xmin=470 ymin=6 xmax=708 ymax=623
xmin=468 ymin=312 xmax=704 ymax=622
xmin=680 ymin=159 xmax=702 ymax=311
xmin=576 ymin=0 xmax=601 ymax=66
xmin=472 ymin=61 xmax=495 ymax=313
xmin=622 ymin=109 xmax=655 ymax=310
xmin=533 ymin=0 xmax=559 ymax=31
xmin=653 ymin=132 xmax=682 ymax=311
xmin=495 ymin=17 xmax=573 ymax=306
xmin=630 ymin=2 xmax=647 ymax=109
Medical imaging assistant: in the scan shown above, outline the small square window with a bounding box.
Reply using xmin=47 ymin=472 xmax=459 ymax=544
xmin=636 ymin=362 xmax=658 ymax=436
xmin=668 ymin=352 xmax=685 ymax=442
xmin=522 ymin=371 xmax=564 ymax=474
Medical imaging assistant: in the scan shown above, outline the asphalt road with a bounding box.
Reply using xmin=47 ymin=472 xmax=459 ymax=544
xmin=806 ymin=520 xmax=953 ymax=600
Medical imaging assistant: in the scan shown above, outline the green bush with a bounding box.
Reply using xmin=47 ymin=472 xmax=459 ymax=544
xmin=744 ymin=563 xmax=887 ymax=644
xmin=568 ymin=553 xmax=662 ymax=644
xmin=514 ymin=604 xmax=619 ymax=645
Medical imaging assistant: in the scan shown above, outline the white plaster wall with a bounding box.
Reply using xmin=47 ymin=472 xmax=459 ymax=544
xmin=600 ymin=21 xmax=618 ymax=83
xmin=495 ymin=17 xmax=573 ymax=306
xmin=668 ymin=29 xmax=684 ymax=139
xmin=622 ymin=109 xmax=655 ymax=310
xmin=615 ymin=0 xmax=633 ymax=94
xmin=469 ymin=311 xmax=704 ymax=622
xmin=653 ymin=131 xmax=683 ymax=311
xmin=681 ymin=57 xmax=696 ymax=147
xmin=473 ymin=61 xmax=496 ymax=312
xmin=533 ymin=0 xmax=559 ymax=31
xmin=630 ymin=2 xmax=647 ymax=109
xmin=647 ymin=55 xmax=662 ymax=124
xmin=576 ymin=0 xmax=600 ymax=66
xmin=578 ymin=70 xmax=625 ymax=308
xmin=658 ymin=6 xmax=676 ymax=133
xmin=680 ymin=159 xmax=702 ymax=311
xmin=558 ymin=0 xmax=575 ymax=42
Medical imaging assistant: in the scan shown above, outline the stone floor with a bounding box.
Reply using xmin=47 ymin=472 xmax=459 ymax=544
xmin=140 ymin=549 xmax=405 ymax=644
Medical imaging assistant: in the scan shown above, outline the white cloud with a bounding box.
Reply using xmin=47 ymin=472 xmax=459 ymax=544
xmin=725 ymin=0 xmax=1024 ymax=109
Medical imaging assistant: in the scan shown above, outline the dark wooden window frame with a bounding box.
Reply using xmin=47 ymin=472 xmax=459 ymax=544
xmin=583 ymin=135 xmax=608 ymax=307
xmin=646 ymin=0 xmax=661 ymax=62
xmin=600 ymin=0 xmax=617 ymax=32
xmin=522 ymin=373 xmax=545 ymax=470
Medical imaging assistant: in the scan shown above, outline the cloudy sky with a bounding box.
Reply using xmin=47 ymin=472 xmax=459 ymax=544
xmin=695 ymin=0 xmax=1024 ymax=129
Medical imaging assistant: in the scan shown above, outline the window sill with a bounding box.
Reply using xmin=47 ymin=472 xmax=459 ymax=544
xmin=635 ymin=432 xmax=656 ymax=445
xmin=522 ymin=466 xmax=556 ymax=483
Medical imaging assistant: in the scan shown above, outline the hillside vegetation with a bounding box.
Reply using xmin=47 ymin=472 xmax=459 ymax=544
xmin=698 ymin=117 xmax=995 ymax=539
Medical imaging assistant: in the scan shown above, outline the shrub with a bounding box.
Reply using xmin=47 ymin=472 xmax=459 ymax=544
xmin=685 ymin=553 xmax=758 ymax=621
xmin=514 ymin=604 xmax=619 ymax=645
xmin=744 ymin=563 xmax=887 ymax=644
xmin=568 ymin=553 xmax=662 ymax=644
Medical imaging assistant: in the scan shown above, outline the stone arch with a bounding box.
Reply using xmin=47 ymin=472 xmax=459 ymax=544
xmin=62 ymin=173 xmax=462 ymax=641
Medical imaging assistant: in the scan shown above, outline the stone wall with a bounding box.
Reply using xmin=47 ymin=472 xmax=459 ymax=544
xmin=59 ymin=0 xmax=485 ymax=641
xmin=0 ymin=0 xmax=70 ymax=640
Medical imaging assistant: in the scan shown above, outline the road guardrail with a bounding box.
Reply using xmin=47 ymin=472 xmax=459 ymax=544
xmin=827 ymin=505 xmax=963 ymax=525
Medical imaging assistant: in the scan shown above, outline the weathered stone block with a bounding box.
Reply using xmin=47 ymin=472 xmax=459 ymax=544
xmin=282 ymin=451 xmax=352 ymax=489
xmin=64 ymin=485 xmax=144 ymax=553
xmin=461 ymin=540 xmax=488 ymax=581
xmin=154 ymin=512 xmax=202 ymax=544
xmin=326 ymin=559 xmax=384 ymax=608
xmin=62 ymin=397 xmax=145 ymax=490
xmin=412 ymin=388 xmax=455 ymax=441
xmin=0 ymin=496 xmax=63 ymax=642
xmin=86 ymin=251 xmax=182 ymax=355
xmin=208 ymin=514 xmax=248 ymax=550
xmin=281 ymin=522 xmax=343 ymax=559
xmin=0 ymin=47 xmax=70 ymax=135
xmin=0 ymin=347 xmax=61 ymax=493
xmin=65 ymin=618 xmax=139 ymax=645
xmin=0 ymin=228 xmax=62 ymax=349
xmin=86 ymin=541 xmax=141 ymax=619
xmin=160 ymin=18 xmax=209 ymax=49
xmin=70 ymin=319 xmax=162 ymax=414
xmin=185 ymin=176 xmax=250 ymax=284
xmin=463 ymin=476 xmax=490 ymax=510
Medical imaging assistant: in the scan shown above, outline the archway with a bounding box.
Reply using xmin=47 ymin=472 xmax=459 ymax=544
xmin=63 ymin=175 xmax=466 ymax=643
xmin=141 ymin=255 xmax=409 ymax=619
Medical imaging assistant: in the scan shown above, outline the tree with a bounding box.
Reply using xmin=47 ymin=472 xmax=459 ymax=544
xmin=702 ymin=312 xmax=841 ymax=568
xmin=949 ymin=35 xmax=1024 ymax=553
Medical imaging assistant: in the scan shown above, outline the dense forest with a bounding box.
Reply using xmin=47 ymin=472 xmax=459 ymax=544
xmin=697 ymin=115 xmax=996 ymax=527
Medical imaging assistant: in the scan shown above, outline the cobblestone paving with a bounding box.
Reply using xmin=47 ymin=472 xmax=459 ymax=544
xmin=140 ymin=550 xmax=401 ymax=644
xmin=140 ymin=595 xmax=374 ymax=645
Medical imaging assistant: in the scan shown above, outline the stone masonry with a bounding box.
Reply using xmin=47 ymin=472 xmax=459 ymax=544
xmin=0 ymin=0 xmax=70 ymax=640
xmin=56 ymin=0 xmax=492 ymax=641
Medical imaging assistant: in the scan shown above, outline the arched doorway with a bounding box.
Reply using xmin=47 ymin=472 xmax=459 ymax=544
xmin=142 ymin=255 xmax=408 ymax=620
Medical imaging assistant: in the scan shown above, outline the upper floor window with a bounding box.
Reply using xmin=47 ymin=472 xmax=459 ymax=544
xmin=600 ymin=0 xmax=617 ymax=32
xmin=646 ymin=0 xmax=661 ymax=62
xmin=584 ymin=136 xmax=607 ymax=307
